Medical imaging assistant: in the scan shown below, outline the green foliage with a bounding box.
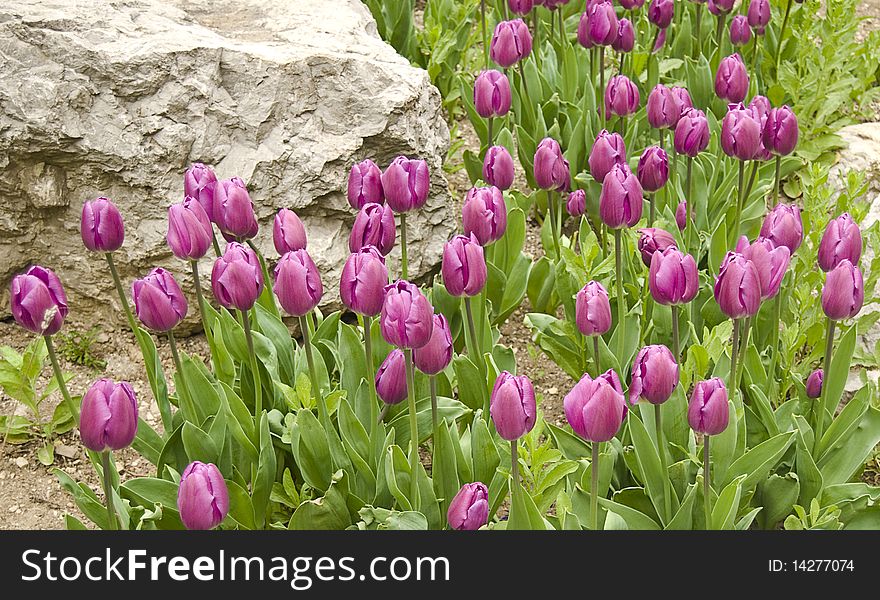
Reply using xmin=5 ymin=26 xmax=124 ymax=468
xmin=57 ymin=327 xmax=106 ymax=371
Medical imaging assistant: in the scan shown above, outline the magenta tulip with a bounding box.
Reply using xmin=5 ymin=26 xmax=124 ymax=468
xmin=350 ymin=202 xmax=396 ymax=256
xmin=414 ymin=313 xmax=453 ymax=376
xmin=629 ymin=345 xmax=679 ymax=405
xmin=380 ymin=280 xmax=434 ymax=349
xmin=490 ymin=371 xmax=537 ymax=441
xmin=637 ymin=146 xmax=669 ymax=192
xmin=575 ymin=281 xmax=613 ymax=337
xmin=674 ymin=108 xmax=710 ymax=157
xmin=273 ymin=208 xmax=307 ymax=255
xmin=347 ymin=159 xmax=384 ymax=210
xmin=382 ymin=157 xmax=430 ymax=213
xmin=589 ymin=130 xmax=626 ymax=184
xmin=649 ymin=247 xmax=699 ymax=305
xmin=340 ymin=246 xmax=388 ymax=317
xmin=605 ymin=75 xmax=640 ymax=118
xmin=167 ymin=196 xmax=213 ymax=260
xmin=647 ymin=84 xmax=683 ymax=130
xmin=184 ymin=163 xmax=218 ymax=222
xmin=81 ymin=197 xmax=125 ymax=253
xmin=564 ymin=369 xmax=626 ymax=442
xmin=447 ymin=482 xmax=489 ymax=530
xmin=274 ymin=249 xmax=323 ymax=317
xmin=490 ymin=19 xmax=533 ymax=68
xmin=79 ymin=378 xmax=138 ymax=452
xmin=567 ymin=189 xmax=587 ymax=217
xmin=214 ymin=177 xmax=259 ymax=240
xmin=482 ymin=146 xmax=515 ymax=190
xmin=376 ymin=349 xmax=408 ymax=405
xmin=9 ymin=266 xmax=69 ymax=336
xmin=688 ymin=378 xmax=729 ymax=435
xmin=534 ymin=138 xmax=571 ymax=192
xmin=599 ymin=163 xmax=643 ymax=229
xmin=822 ymin=260 xmax=864 ymax=321
xmin=211 ymin=242 xmax=264 ymax=312
xmin=714 ymin=252 xmax=762 ymax=319
xmin=463 ymin=186 xmax=507 ymax=246
xmin=442 ymin=234 xmax=487 ymax=297
xmin=638 ymin=228 xmax=677 ymax=268
xmin=760 ymin=203 xmax=803 ymax=255
xmin=177 ymin=461 xmax=229 ymax=530
xmin=818 ymin=213 xmax=862 ymax=272
xmin=132 ymin=268 xmax=187 ymax=331
xmin=474 ymin=70 xmax=512 ymax=119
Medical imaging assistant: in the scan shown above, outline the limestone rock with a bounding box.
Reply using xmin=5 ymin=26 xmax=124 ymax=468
xmin=0 ymin=0 xmax=454 ymax=334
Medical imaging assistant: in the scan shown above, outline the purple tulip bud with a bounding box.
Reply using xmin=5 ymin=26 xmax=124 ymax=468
xmin=749 ymin=95 xmax=772 ymax=122
xmin=81 ymin=197 xmax=125 ymax=253
xmin=443 ymin=234 xmax=488 ymax=297
xmin=715 ymin=54 xmax=749 ymax=104
xmin=577 ymin=11 xmax=595 ymax=49
xmin=382 ymin=157 xmax=430 ymax=213
xmin=575 ymin=281 xmax=612 ymax=337
xmin=748 ymin=0 xmax=771 ymax=34
xmin=132 ymin=268 xmax=188 ymax=332
xmin=649 ymin=247 xmax=699 ymax=305
xmin=376 ymin=349 xmax=408 ymax=405
xmin=463 ymin=186 xmax=507 ymax=246
xmin=350 ymin=202 xmax=396 ymax=256
xmin=380 ymin=280 xmax=434 ymax=349
xmin=274 ymin=249 xmax=323 ymax=317
xmin=648 ymin=0 xmax=674 ymax=29
xmin=79 ymin=378 xmax=138 ymax=452
xmin=414 ymin=313 xmax=453 ymax=375
xmin=589 ymin=1 xmax=619 ymax=46
xmin=652 ymin=27 xmax=668 ymax=53
xmin=619 ymin=0 xmax=646 ymax=8
xmin=214 ymin=177 xmax=259 ymax=240
xmin=674 ymin=108 xmax=710 ymax=157
xmin=688 ymin=378 xmax=729 ymax=435
xmin=760 ymin=203 xmax=803 ymax=255
xmin=167 ymin=196 xmax=213 ymax=260
xmin=647 ymin=84 xmax=683 ymax=130
xmin=347 ymin=159 xmax=385 ymax=210
xmin=735 ymin=236 xmax=790 ymax=300
xmin=564 ymin=369 xmax=626 ymax=442
xmin=177 ymin=461 xmax=229 ymax=530
xmin=340 ymin=246 xmax=388 ymax=317
xmin=714 ymin=252 xmax=762 ymax=319
xmin=729 ymin=15 xmax=752 ymax=47
xmin=490 ymin=19 xmax=533 ymax=68
xmin=638 ymin=227 xmax=677 ymax=267
xmin=629 ymin=345 xmax=679 ymax=405
xmin=211 ymin=242 xmax=264 ymax=312
xmin=637 ymin=146 xmax=669 ymax=192
xmin=763 ymin=106 xmax=799 ymax=156
xmin=10 ymin=266 xmax=69 ymax=336
xmin=671 ymin=86 xmax=694 ymax=116
xmin=482 ymin=145 xmax=515 ymax=190
xmin=600 ymin=163 xmax=643 ymax=229
xmin=589 ymin=130 xmax=627 ymax=184
xmin=805 ymin=369 xmax=823 ymax=399
xmin=273 ymin=208 xmax=307 ymax=255
xmin=708 ymin=0 xmax=736 ymax=15
xmin=184 ymin=163 xmax=218 ymax=222
xmin=818 ymin=213 xmax=862 ymax=272
xmin=490 ymin=371 xmax=537 ymax=441
xmin=822 ymin=260 xmax=864 ymax=321
xmin=721 ymin=104 xmax=762 ymax=161
xmin=567 ymin=189 xmax=587 ymax=217
xmin=676 ymin=200 xmax=688 ymax=232
xmin=508 ymin=0 xmax=535 ymax=16
xmin=605 ymin=75 xmax=640 ymax=118
xmin=474 ymin=70 xmax=512 ymax=119
xmin=447 ymin=482 xmax=489 ymax=530
xmin=534 ymin=137 xmax=571 ymax=192
xmin=612 ymin=19 xmax=635 ymax=53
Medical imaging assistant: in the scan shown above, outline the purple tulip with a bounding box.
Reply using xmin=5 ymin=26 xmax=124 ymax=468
xmin=10 ymin=266 xmax=69 ymax=336
xmin=637 ymin=146 xmax=669 ymax=192
xmin=763 ymin=106 xmax=799 ymax=156
xmin=340 ymin=246 xmax=388 ymax=317
xmin=605 ymin=75 xmax=640 ymax=118
xmin=721 ymin=104 xmax=763 ymax=161
xmin=648 ymin=0 xmax=674 ymax=29
xmin=463 ymin=186 xmax=507 ymax=246
xmin=715 ymin=54 xmax=749 ymax=104
xmin=347 ymin=159 xmax=384 ymax=210
xmin=350 ymin=202 xmax=396 ymax=256
xmin=567 ymin=189 xmax=587 ymax=217
xmin=612 ymin=19 xmax=635 ymax=53
xmin=671 ymin=87 xmax=694 ymax=116
xmin=822 ymin=260 xmax=864 ymax=321
xmin=474 ymin=70 xmax=512 ymax=119
xmin=749 ymin=95 xmax=772 ymax=122
xmin=748 ymin=0 xmax=771 ymax=34
xmin=167 ymin=196 xmax=213 ymax=260
xmin=214 ymin=177 xmax=259 ymax=240
xmin=79 ymin=378 xmax=138 ymax=452
xmin=211 ymin=242 xmax=264 ymax=312
xmin=508 ymin=0 xmax=535 ymax=16
xmin=177 ymin=461 xmax=229 ymax=530
xmin=708 ymin=0 xmax=736 ymax=15
xmin=376 ymin=349 xmax=408 ymax=405
xmin=805 ymin=369 xmax=823 ymax=399
xmin=490 ymin=19 xmax=533 ymax=68
xmin=688 ymin=378 xmax=729 ymax=435
xmin=818 ymin=213 xmax=862 ymax=272
xmin=714 ymin=252 xmax=762 ymax=319
xmin=380 ymin=280 xmax=434 ymax=349
xmin=132 ymin=268 xmax=187 ymax=331
xmin=575 ymin=281 xmax=612 ymax=337
xmin=490 ymin=371 xmax=537 ymax=441
xmin=619 ymin=0 xmax=646 ymax=8
xmin=482 ymin=146 xmax=515 ymax=190
xmin=534 ymin=138 xmax=571 ymax=192
xmin=652 ymin=28 xmax=668 ymax=53
xmin=735 ymin=236 xmax=791 ymax=300
xmin=674 ymin=108 xmax=710 ymax=157
xmin=184 ymin=163 xmax=218 ymax=222
xmin=81 ymin=197 xmax=125 ymax=253
xmin=414 ymin=314 xmax=453 ymax=376
xmin=675 ymin=200 xmax=688 ymax=232
xmin=647 ymin=84 xmax=683 ymax=130
xmin=638 ymin=228 xmax=677 ymax=267
xmin=447 ymin=482 xmax=489 ymax=530
xmin=649 ymin=247 xmax=699 ymax=305
xmin=589 ymin=130 xmax=626 ymax=184
xmin=760 ymin=203 xmax=803 ymax=255
xmin=442 ymin=234 xmax=488 ymax=297
xmin=273 ymin=208 xmax=307 ymax=255
xmin=577 ymin=11 xmax=595 ymax=49
xmin=274 ymin=249 xmax=323 ymax=317
xmin=600 ymin=163 xmax=643 ymax=229
xmin=382 ymin=157 xmax=430 ymax=213
xmin=564 ymin=369 xmax=626 ymax=442
xmin=729 ymin=15 xmax=752 ymax=47
xmin=629 ymin=345 xmax=679 ymax=405
xmin=589 ymin=1 xmax=619 ymax=46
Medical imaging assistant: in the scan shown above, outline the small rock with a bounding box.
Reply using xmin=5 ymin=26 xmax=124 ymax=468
xmin=14 ymin=457 xmax=28 ymax=468
xmin=8 ymin=505 xmax=18 ymax=513
xmin=55 ymin=443 xmax=79 ymax=459
xmin=548 ymin=387 xmax=559 ymax=396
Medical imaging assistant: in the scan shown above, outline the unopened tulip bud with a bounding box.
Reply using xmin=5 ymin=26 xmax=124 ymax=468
xmin=376 ymin=349 xmax=408 ymax=405
xmin=490 ymin=19 xmax=533 ymax=68
xmin=649 ymin=247 xmax=699 ymax=305
xmin=382 ymin=157 xmax=430 ymax=213
xmin=735 ymin=236 xmax=790 ymax=300
xmin=818 ymin=213 xmax=862 ymax=272
xmin=605 ymin=75 xmax=640 ymax=118
xmin=648 ymin=0 xmax=674 ymax=29
xmin=167 ymin=197 xmax=213 ymax=260
xmin=184 ymin=163 xmax=218 ymax=222
xmin=637 ymin=146 xmax=669 ymax=192
xmin=577 ymin=11 xmax=594 ymax=48
xmin=822 ymin=260 xmax=864 ymax=321
xmin=715 ymin=54 xmax=749 ymax=104
xmin=274 ymin=249 xmax=323 ymax=317
xmin=212 ymin=242 xmax=264 ymax=312
xmin=80 ymin=378 xmax=138 ymax=452
xmin=81 ymin=197 xmax=125 ymax=253
xmin=714 ymin=252 xmax=761 ymax=319
xmin=652 ymin=27 xmax=668 ymax=53
xmin=612 ymin=18 xmax=635 ymax=53
xmin=589 ymin=1 xmax=619 ymax=46
xmin=674 ymin=108 xmax=710 ymax=157
xmin=676 ymin=200 xmax=688 ymax=232
xmin=534 ymin=137 xmax=571 ymax=192
xmin=350 ymin=202 xmax=396 ymax=256
xmin=447 ymin=482 xmax=489 ymax=530
xmin=589 ymin=130 xmax=626 ymax=184
xmin=629 ymin=345 xmax=679 ymax=405
xmin=214 ymin=177 xmax=259 ymax=240
xmin=599 ymin=163 xmax=643 ymax=229
xmin=177 ymin=461 xmax=229 ymax=530
xmin=748 ymin=0 xmax=771 ymax=35
xmin=763 ymin=106 xmax=799 ymax=156
xmin=474 ymin=70 xmax=512 ymax=118
xmin=647 ymin=84 xmax=683 ymax=130
xmin=273 ymin=208 xmax=307 ymax=255
xmin=721 ymin=105 xmax=762 ymax=161
xmin=638 ymin=228 xmax=677 ymax=267
xmin=414 ymin=314 xmax=453 ymax=376
xmin=729 ymin=15 xmax=752 ymax=47
xmin=564 ymin=369 xmax=626 ymax=442
xmin=619 ymin=0 xmax=646 ymax=8
xmin=340 ymin=246 xmax=388 ymax=317
xmin=760 ymin=203 xmax=803 ymax=254
xmin=463 ymin=186 xmax=507 ymax=245
xmin=575 ymin=281 xmax=612 ymax=337
xmin=482 ymin=146 xmax=515 ymax=190
xmin=567 ymin=189 xmax=587 ymax=217
xmin=805 ymin=369 xmax=823 ymax=399
xmin=132 ymin=268 xmax=187 ymax=332
xmin=442 ymin=234 xmax=488 ymax=297
xmin=688 ymin=378 xmax=729 ymax=435
xmin=508 ymin=0 xmax=534 ymax=16
xmin=380 ymin=281 xmax=434 ymax=349
xmin=708 ymin=0 xmax=736 ymax=15
xmin=490 ymin=371 xmax=537 ymax=441
xmin=347 ymin=159 xmax=384 ymax=210
xmin=671 ymin=86 xmax=693 ymax=116
xmin=10 ymin=266 xmax=69 ymax=336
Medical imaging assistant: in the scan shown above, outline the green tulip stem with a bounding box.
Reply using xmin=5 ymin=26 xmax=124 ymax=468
xmin=734 ymin=160 xmax=745 ymax=243
xmin=671 ymin=304 xmax=681 ymax=362
xmin=773 ymin=155 xmax=781 ymax=208
xmin=814 ymin=318 xmax=836 ymax=453
xmin=598 ymin=46 xmax=606 ymax=126
xmin=733 ymin=317 xmax=752 ymax=403
xmin=299 ymin=314 xmax=327 ymax=428
xmin=211 ymin=230 xmax=222 ymax=258
xmin=430 ymin=374 xmax=439 ymax=439
xmin=189 ymin=260 xmax=213 ymax=349
xmin=363 ymin=314 xmax=378 ymax=427
xmin=167 ymin=329 xmax=192 ymax=430
xmin=775 ymin=0 xmax=793 ymax=73
xmin=591 ymin=442 xmax=600 ymax=531
xmin=517 ymin=60 xmax=532 ymax=113
xmin=400 ymin=213 xmax=409 ymax=281
xmin=618 ymin=50 xmax=625 ymax=77
xmin=655 ymin=403 xmax=672 ymax=522
xmin=101 ymin=451 xmax=119 ymax=530
xmin=547 ymin=190 xmax=561 ymax=259
xmin=614 ymin=229 xmax=626 ymax=365
xmin=648 ymin=192 xmax=656 ymax=227
xmin=694 ymin=3 xmax=703 ymax=58
xmin=713 ymin=13 xmax=725 ymax=64
xmin=750 ymin=34 xmax=760 ymax=88
xmin=104 ymin=252 xmax=138 ymax=336
xmin=487 ymin=117 xmax=494 ymax=153
xmin=377 ymin=403 xmax=391 ymax=424
xmin=685 ymin=157 xmax=694 ymax=254
xmin=241 ymin=311 xmax=263 ymax=449
xmin=593 ymin=336 xmax=601 ymax=378
xmin=481 ymin=0 xmax=489 ymax=69
xmin=703 ymin=435 xmax=712 ymax=528
xmin=767 ymin=292 xmax=783 ymax=404
xmin=404 ymin=348 xmax=421 ymax=509
xmin=511 ymin=438 xmax=521 ymax=503
xmin=558 ymin=9 xmax=565 ymax=49
xmin=44 ymin=335 xmax=80 ymax=427
xmin=729 ymin=319 xmax=740 ymax=401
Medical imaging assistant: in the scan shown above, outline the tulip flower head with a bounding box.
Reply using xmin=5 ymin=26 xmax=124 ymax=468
xmin=81 ymin=197 xmax=125 ymax=253
xmin=670 ymin=86 xmax=694 ymax=116
xmin=442 ymin=234 xmax=488 ymax=297
xmin=564 ymin=369 xmax=626 ymax=442
xmin=688 ymin=378 xmax=729 ymax=435
xmin=589 ymin=1 xmax=619 ymax=46
xmin=629 ymin=345 xmax=679 ymax=405
xmin=177 ymin=461 xmax=229 ymax=530
xmin=637 ymin=146 xmax=669 ymax=192
xmin=474 ymin=70 xmax=512 ymax=119
xmin=648 ymin=0 xmax=674 ymax=29
xmin=760 ymin=203 xmax=803 ymax=255
xmin=763 ymin=106 xmax=799 ymax=157
xmin=818 ymin=213 xmax=862 ymax=272
xmin=605 ymin=75 xmax=640 ymax=118
xmin=638 ymin=228 xmax=677 ymax=267
xmin=647 ymin=84 xmax=684 ymax=130
xmin=735 ymin=236 xmax=790 ymax=300
xmin=10 ymin=266 xmax=69 ymax=336
xmin=805 ymin=369 xmax=823 ymax=399
xmin=184 ymin=163 xmax=218 ymax=221
xmin=674 ymin=108 xmax=710 ymax=157
xmin=715 ymin=54 xmax=750 ymax=104
xmin=589 ymin=129 xmax=627 ymax=184
xmin=490 ymin=19 xmax=533 ymax=68
xmin=714 ymin=252 xmax=762 ymax=319
xmin=599 ymin=163 xmax=643 ymax=229
xmin=721 ymin=104 xmax=763 ymax=161
xmin=482 ymin=145 xmax=515 ymax=191
xmin=376 ymin=349 xmax=408 ymax=405
xmin=447 ymin=482 xmax=489 ymax=531
xmin=79 ymin=378 xmax=138 ymax=452
xmin=212 ymin=242 xmax=265 ymax=312
xmin=577 ymin=11 xmax=595 ymax=49
xmin=575 ymin=281 xmax=613 ymax=337
xmin=490 ymin=371 xmax=537 ymax=441
xmin=214 ymin=177 xmax=259 ymax=240
xmin=675 ymin=200 xmax=689 ymax=232
xmin=273 ymin=208 xmax=307 ymax=255
xmin=649 ymin=247 xmax=699 ymax=305
xmin=340 ymin=246 xmax=388 ymax=317
xmin=729 ymin=15 xmax=752 ymax=47
xmin=167 ymin=196 xmax=213 ymax=260
xmin=567 ymin=189 xmax=587 ymax=217
xmin=349 ymin=202 xmax=396 ymax=256
xmin=414 ymin=313 xmax=453 ymax=376
xmin=508 ymin=0 xmax=535 ymax=15
xmin=462 ymin=186 xmax=507 ymax=246
xmin=347 ymin=159 xmax=384 ymax=210
xmin=822 ymin=260 xmax=864 ymax=321
xmin=132 ymin=268 xmax=188 ymax=332
xmin=381 ymin=157 xmax=430 ymax=213
xmin=534 ymin=137 xmax=571 ymax=192
xmin=612 ymin=18 xmax=635 ymax=53
xmin=274 ymin=249 xmax=323 ymax=317
xmin=380 ymin=280 xmax=434 ymax=349
xmin=748 ymin=0 xmax=771 ymax=35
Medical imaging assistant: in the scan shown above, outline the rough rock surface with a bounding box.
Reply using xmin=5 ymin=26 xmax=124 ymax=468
xmin=0 ymin=0 xmax=454 ymax=332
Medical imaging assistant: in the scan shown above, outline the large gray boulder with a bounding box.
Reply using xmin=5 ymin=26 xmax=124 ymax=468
xmin=0 ymin=0 xmax=453 ymax=332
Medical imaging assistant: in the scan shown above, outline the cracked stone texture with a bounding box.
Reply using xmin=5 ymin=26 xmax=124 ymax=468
xmin=0 ymin=0 xmax=454 ymax=332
